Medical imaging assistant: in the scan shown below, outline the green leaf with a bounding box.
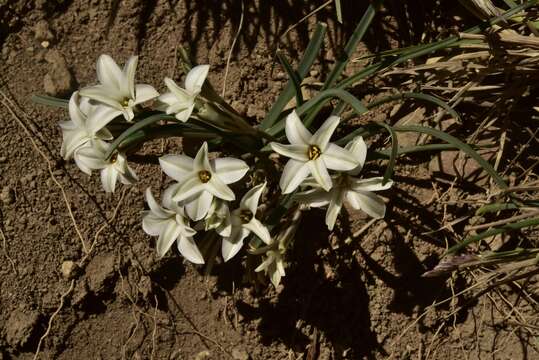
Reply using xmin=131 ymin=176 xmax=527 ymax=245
xmin=393 ymin=125 xmax=508 ymax=189
xmin=105 ymin=113 xmax=176 ymax=159
xmin=267 ymin=88 xmax=368 ymax=136
xmin=323 ymin=1 xmax=380 ymax=90
xmin=335 ymin=0 xmax=343 ymax=23
xmin=32 ymin=94 xmax=69 ymax=109
xmin=260 ymin=23 xmax=327 ymax=130
xmin=377 ymin=123 xmax=397 ymax=184
xmin=367 ymin=92 xmax=461 ymax=123
xmin=447 ymin=216 xmax=539 ymax=254
xmin=276 ymin=50 xmax=304 ymax=107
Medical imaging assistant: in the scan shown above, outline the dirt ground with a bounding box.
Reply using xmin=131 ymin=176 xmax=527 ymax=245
xmin=1 ymin=1 xmax=539 ymax=359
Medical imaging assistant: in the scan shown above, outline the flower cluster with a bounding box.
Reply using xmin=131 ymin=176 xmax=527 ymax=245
xmin=57 ymin=54 xmax=393 ymax=287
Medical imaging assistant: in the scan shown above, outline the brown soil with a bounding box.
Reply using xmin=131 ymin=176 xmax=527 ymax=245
xmin=1 ymin=1 xmax=538 ymax=359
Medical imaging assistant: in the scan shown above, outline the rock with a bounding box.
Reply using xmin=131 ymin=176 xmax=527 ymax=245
xmin=33 ymin=20 xmax=55 ymax=42
xmin=194 ymin=350 xmax=211 ymax=360
xmin=428 ymin=148 xmax=497 ymax=185
xmin=61 ymin=260 xmax=77 ymax=279
xmin=1 ymin=186 xmax=15 ymax=205
xmin=232 ymin=348 xmax=250 ymax=360
xmin=86 ymin=252 xmax=116 ymax=293
xmin=43 ymin=50 xmax=75 ymax=97
xmin=5 ymin=309 xmax=40 ymax=348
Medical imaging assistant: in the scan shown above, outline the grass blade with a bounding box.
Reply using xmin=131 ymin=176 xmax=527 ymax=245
xmin=378 ymin=123 xmax=397 ymax=184
xmin=276 ymin=50 xmax=304 ymax=107
xmin=32 ymin=95 xmax=69 ymax=109
xmin=323 ymin=1 xmax=380 ymax=89
xmin=393 ymin=125 xmax=508 ymax=189
xmin=260 ymin=23 xmax=327 ymax=130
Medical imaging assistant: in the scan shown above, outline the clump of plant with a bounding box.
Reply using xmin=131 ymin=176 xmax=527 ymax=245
xmin=34 ymin=1 xmax=538 ymax=287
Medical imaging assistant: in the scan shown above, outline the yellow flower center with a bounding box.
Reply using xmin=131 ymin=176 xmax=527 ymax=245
xmin=121 ymin=98 xmax=130 ymax=107
xmin=239 ymin=209 xmax=253 ymax=224
xmin=307 ymin=145 xmax=322 ymax=160
xmin=110 ymin=152 xmax=118 ymax=164
xmin=198 ymin=170 xmax=212 ymax=183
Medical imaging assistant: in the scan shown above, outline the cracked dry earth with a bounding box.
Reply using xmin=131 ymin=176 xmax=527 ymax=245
xmin=1 ymin=1 xmax=538 ymax=359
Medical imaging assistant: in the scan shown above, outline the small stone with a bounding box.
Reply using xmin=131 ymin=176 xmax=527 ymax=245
xmin=232 ymin=348 xmax=250 ymax=360
xmin=40 ymin=41 xmax=50 ymax=48
xmin=0 ymin=156 xmax=7 ymax=162
xmin=34 ymin=20 xmax=55 ymax=42
xmin=1 ymin=186 xmax=15 ymax=205
xmin=5 ymin=309 xmax=40 ymax=348
xmin=43 ymin=50 xmax=75 ymax=97
xmin=61 ymin=260 xmax=77 ymax=279
xmin=194 ymin=350 xmax=211 ymax=360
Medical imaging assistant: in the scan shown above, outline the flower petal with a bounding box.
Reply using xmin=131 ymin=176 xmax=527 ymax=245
xmin=156 ymin=220 xmax=182 ymax=257
xmin=280 ymin=159 xmax=311 ymax=194
xmin=134 ymin=84 xmax=159 ymax=105
xmin=345 ymin=136 xmax=367 ymax=175
xmin=193 ymin=142 xmax=211 ymax=171
xmin=308 ymin=158 xmax=332 ymax=191
xmin=61 ymin=129 xmax=89 ymax=159
xmin=169 ymin=103 xmax=195 ymax=122
xmin=68 ymin=92 xmax=85 ymax=128
xmin=75 ymin=146 xmax=107 ymax=172
xmin=211 ymin=157 xmax=249 ymax=184
xmin=350 ymin=177 xmax=393 ymax=192
xmin=159 ymin=154 xmax=194 ymax=182
xmin=294 ymin=188 xmax=332 ymax=207
xmin=100 ymin=165 xmax=119 ymax=193
xmin=221 ymin=225 xmax=250 ymax=262
xmin=285 ymin=110 xmax=311 ymax=145
xmin=79 ymin=85 xmax=123 ymax=109
xmin=158 ymin=92 xmax=179 ymax=106
xmin=144 ymin=188 xmax=171 ymax=218
xmin=207 ymin=176 xmax=235 ymax=201
xmin=172 ymin=175 xmax=205 ymax=203
xmin=122 ymin=55 xmax=138 ymax=99
xmin=269 ymin=143 xmax=309 ymax=161
xmin=244 ymin=218 xmax=271 ymax=244
xmin=118 ymin=163 xmax=138 ymax=185
xmin=185 ymin=64 xmax=210 ymax=95
xmin=346 ymin=190 xmax=386 ymax=218
xmin=325 ymin=188 xmax=344 ymax=231
xmin=184 ymin=190 xmax=213 ymax=221
xmin=322 ymin=143 xmax=359 ymax=171
xmin=142 ymin=212 xmax=170 ymax=236
xmin=177 ymin=235 xmax=205 ymax=264
xmin=87 ymin=105 xmax=122 ymax=134
xmin=96 ymin=54 xmax=124 ymax=93
xmin=240 ymin=182 xmax=266 ymax=213
xmin=164 ymin=78 xmax=193 ymax=102
xmin=311 ymin=115 xmax=340 ymax=150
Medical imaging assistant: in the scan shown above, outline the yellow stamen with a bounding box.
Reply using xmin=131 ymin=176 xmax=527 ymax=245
xmin=307 ymin=145 xmax=322 ymax=160
xmin=198 ymin=170 xmax=212 ymax=183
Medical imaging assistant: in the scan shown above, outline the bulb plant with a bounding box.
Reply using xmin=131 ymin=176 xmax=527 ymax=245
xmin=33 ymin=2 xmax=539 ymax=287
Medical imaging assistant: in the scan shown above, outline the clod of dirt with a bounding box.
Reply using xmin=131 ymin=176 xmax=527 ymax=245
xmin=232 ymin=347 xmax=250 ymax=360
xmin=33 ymin=20 xmax=55 ymax=43
xmin=0 ymin=186 xmax=15 ymax=205
xmin=4 ymin=309 xmax=40 ymax=349
xmin=194 ymin=350 xmax=211 ymax=360
xmin=43 ymin=50 xmax=75 ymax=97
xmin=61 ymin=260 xmax=78 ymax=279
xmin=86 ymin=252 xmax=116 ymax=294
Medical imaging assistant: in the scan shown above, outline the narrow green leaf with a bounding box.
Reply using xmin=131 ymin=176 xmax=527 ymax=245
xmin=260 ymin=23 xmax=327 ymax=130
xmin=367 ymin=92 xmax=461 ymax=123
xmin=377 ymin=123 xmax=397 ymax=184
xmin=323 ymin=1 xmax=380 ymax=89
xmin=447 ymin=216 xmax=539 ymax=254
xmin=32 ymin=94 xmax=69 ymax=109
xmin=335 ymin=0 xmax=343 ymax=23
xmin=374 ymin=143 xmax=462 ymax=158
xmin=475 ymin=203 xmax=520 ymax=216
xmin=276 ymin=50 xmax=304 ymax=107
xmin=105 ymin=113 xmax=176 ymax=159
xmin=393 ymin=125 xmax=508 ymax=189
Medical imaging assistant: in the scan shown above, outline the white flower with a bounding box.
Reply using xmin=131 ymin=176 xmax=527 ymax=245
xmin=79 ymin=54 xmax=159 ymax=121
xmin=142 ymin=188 xmax=203 ymax=263
xmin=295 ymin=136 xmax=393 ymax=230
xmin=270 ymin=111 xmax=359 ymax=194
xmin=75 ymin=140 xmax=138 ymax=193
xmin=222 ymin=183 xmax=271 ymax=262
xmin=159 ymin=142 xmax=249 ymax=221
xmin=158 ymin=65 xmax=209 ymax=122
xmin=59 ymin=91 xmax=117 ymax=159
xmin=199 ymin=198 xmax=232 ymax=236
xmin=255 ymin=249 xmax=285 ymax=288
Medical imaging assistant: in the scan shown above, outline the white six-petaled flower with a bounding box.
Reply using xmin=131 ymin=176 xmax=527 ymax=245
xmin=75 ymin=140 xmax=138 ymax=193
xmin=59 ymin=91 xmax=117 ymax=160
xmin=255 ymin=248 xmax=285 ymax=288
xmin=159 ymin=142 xmax=249 ymax=221
xmin=142 ymin=188 xmax=204 ymax=264
xmin=270 ymin=111 xmax=359 ymax=194
xmin=295 ymin=136 xmax=393 ymax=230
xmin=158 ymin=65 xmax=210 ymax=122
xmin=222 ymin=182 xmax=271 ymax=262
xmin=79 ymin=54 xmax=159 ymax=121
